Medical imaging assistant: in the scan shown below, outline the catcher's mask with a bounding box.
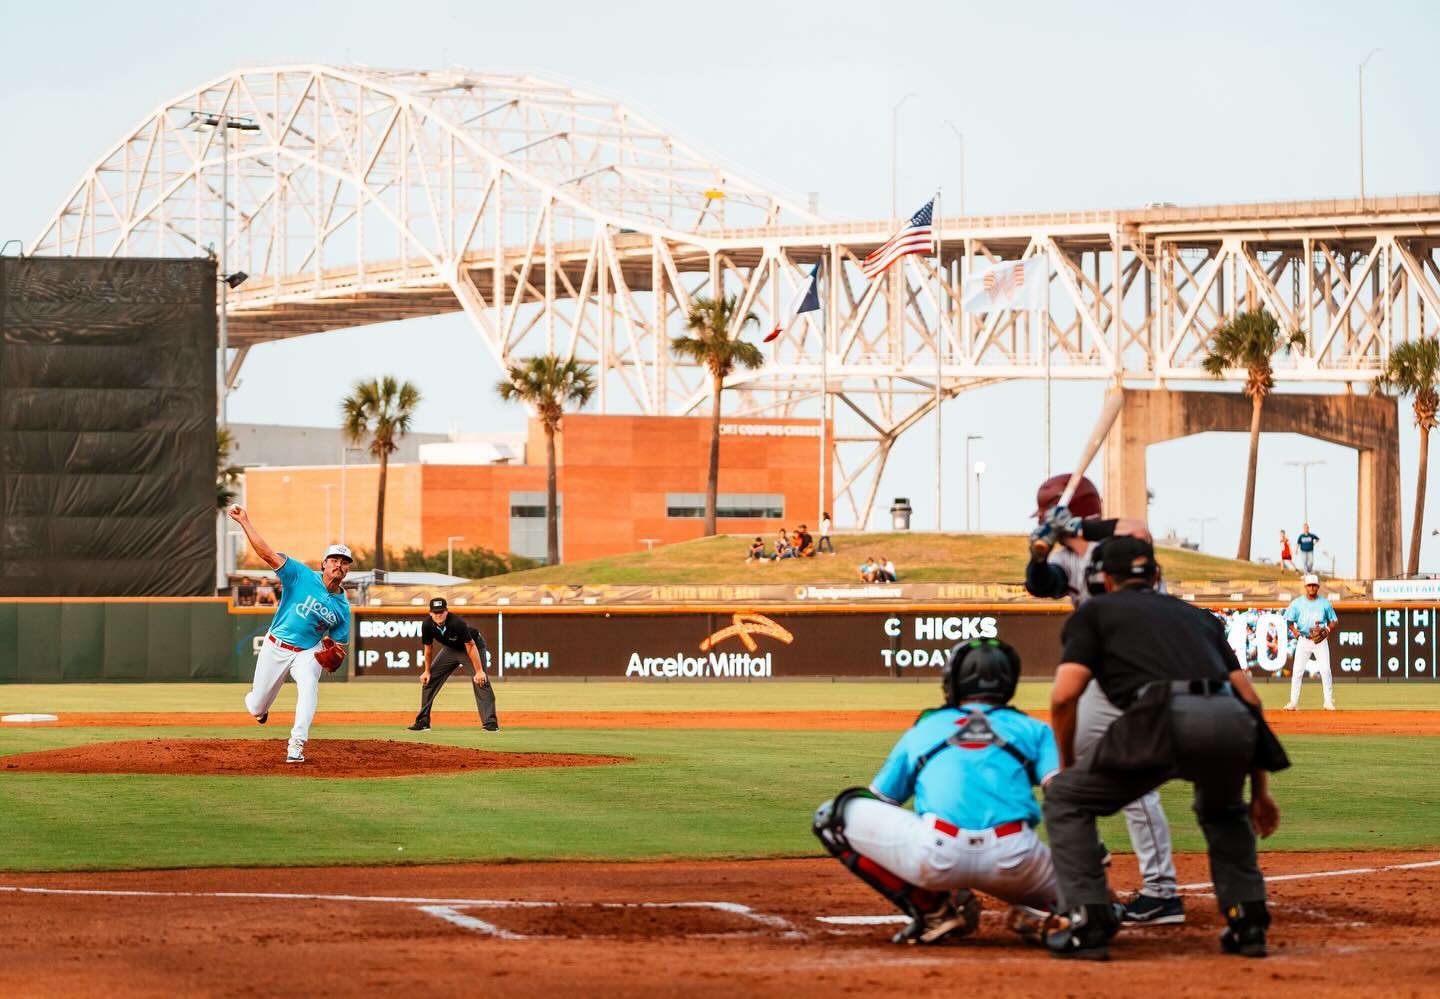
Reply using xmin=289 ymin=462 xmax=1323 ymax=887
xmin=942 ymin=638 xmax=1021 ymax=707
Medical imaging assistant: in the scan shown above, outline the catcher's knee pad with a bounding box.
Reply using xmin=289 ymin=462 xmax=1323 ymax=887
xmin=812 ymin=787 xmax=939 ymax=921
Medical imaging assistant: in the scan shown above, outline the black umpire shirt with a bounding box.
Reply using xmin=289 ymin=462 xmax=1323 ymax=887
xmin=422 ymin=613 xmax=474 ymax=653
xmin=1060 ymin=588 xmax=1237 ymax=707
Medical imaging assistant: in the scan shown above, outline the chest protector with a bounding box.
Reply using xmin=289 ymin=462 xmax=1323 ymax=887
xmin=914 ymin=706 xmax=1039 ymax=786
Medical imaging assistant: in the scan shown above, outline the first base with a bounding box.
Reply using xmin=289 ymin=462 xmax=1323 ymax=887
xmin=2 ymin=713 xmax=59 ymax=723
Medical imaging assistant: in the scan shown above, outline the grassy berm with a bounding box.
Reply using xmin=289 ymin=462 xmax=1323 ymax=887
xmin=488 ymin=532 xmax=1294 ymax=586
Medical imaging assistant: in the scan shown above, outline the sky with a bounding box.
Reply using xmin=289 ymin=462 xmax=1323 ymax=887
xmin=3 ymin=0 xmax=1438 ymax=574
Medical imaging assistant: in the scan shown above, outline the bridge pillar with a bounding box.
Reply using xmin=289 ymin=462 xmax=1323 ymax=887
xmin=1102 ymin=388 xmax=1401 ymax=578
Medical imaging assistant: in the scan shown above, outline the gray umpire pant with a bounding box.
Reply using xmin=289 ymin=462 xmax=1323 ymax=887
xmin=1044 ymin=691 xmax=1266 ymax=912
xmin=1075 ymin=682 xmax=1178 ymax=897
xmin=414 ymin=647 xmax=499 ymax=729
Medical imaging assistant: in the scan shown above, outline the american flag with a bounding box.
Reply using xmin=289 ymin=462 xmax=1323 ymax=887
xmin=862 ymin=199 xmax=935 ymax=280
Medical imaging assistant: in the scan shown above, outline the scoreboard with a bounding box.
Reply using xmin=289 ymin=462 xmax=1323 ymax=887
xmin=1217 ymin=606 xmax=1438 ymax=680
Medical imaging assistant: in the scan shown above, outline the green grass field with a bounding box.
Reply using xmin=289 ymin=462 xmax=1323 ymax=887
xmin=1 ymin=681 xmax=1436 ymax=872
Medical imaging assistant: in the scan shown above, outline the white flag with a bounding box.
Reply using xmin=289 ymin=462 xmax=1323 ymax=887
xmin=962 ymin=257 xmax=1045 ymax=313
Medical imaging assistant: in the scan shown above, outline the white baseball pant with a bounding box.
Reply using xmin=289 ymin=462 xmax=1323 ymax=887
xmin=841 ymin=797 xmax=1057 ymax=910
xmin=1074 ymin=681 xmax=1179 ymax=898
xmin=244 ymin=637 xmax=323 ymax=746
xmin=1289 ymin=637 xmax=1334 ymax=708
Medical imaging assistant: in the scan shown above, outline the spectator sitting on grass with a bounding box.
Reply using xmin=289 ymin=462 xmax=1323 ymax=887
xmin=775 ymin=528 xmax=795 ymax=560
xmin=747 ymin=537 xmax=768 ymax=561
xmin=796 ymin=524 xmax=815 ymax=557
xmin=879 ymin=556 xmax=898 ymax=583
xmin=858 ymin=556 xmax=879 ymax=582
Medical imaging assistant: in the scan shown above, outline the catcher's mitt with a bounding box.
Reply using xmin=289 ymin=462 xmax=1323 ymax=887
xmin=316 ymin=637 xmax=346 ymax=673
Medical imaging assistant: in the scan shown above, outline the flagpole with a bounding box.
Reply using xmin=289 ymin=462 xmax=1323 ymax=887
xmin=934 ymin=188 xmax=943 ymax=533
xmin=818 ymin=257 xmax=827 ymax=533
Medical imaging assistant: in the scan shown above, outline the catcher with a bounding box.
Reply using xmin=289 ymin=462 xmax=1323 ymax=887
xmin=813 ymin=639 xmax=1060 ymax=945
xmin=228 ymin=505 xmax=351 ymax=764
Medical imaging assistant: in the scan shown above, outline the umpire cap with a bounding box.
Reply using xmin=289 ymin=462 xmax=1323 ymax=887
xmin=1100 ymin=536 xmax=1157 ymax=579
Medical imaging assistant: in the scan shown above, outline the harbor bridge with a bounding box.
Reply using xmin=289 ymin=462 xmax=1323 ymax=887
xmin=31 ymin=65 xmax=1440 ymax=529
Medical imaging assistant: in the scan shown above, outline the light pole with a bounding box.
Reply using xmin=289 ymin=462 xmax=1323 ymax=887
xmin=319 ymin=484 xmax=334 ymax=544
xmin=1190 ymin=515 xmax=1217 ymax=552
xmin=964 ymin=435 xmax=983 ymax=530
xmin=447 ymin=536 xmax=465 ymax=577
xmin=1358 ymin=48 xmax=1382 ymax=204
xmin=943 ymin=120 xmax=966 ymax=216
xmin=1283 ymin=459 xmax=1326 ymax=523
xmin=973 ymin=461 xmax=987 ymax=532
xmin=891 ymin=93 xmax=918 ymax=221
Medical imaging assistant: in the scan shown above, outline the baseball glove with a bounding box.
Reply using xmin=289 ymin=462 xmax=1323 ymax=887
xmin=1308 ymin=624 xmax=1326 ymax=642
xmin=316 ymin=637 xmax=346 ymax=673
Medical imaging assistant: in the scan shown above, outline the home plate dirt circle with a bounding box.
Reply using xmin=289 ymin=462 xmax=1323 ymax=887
xmin=0 ymin=739 xmax=630 ymax=778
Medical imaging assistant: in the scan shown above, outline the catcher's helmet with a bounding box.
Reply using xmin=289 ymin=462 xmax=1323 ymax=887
xmin=1033 ymin=473 xmax=1102 ymax=520
xmin=943 ymin=638 xmax=1021 ymax=706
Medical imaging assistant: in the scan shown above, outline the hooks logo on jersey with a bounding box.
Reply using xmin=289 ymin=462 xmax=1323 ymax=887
xmin=295 ymin=595 xmax=340 ymax=630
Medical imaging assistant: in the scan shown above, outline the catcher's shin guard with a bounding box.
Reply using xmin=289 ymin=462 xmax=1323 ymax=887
xmin=812 ymin=788 xmax=944 ymax=927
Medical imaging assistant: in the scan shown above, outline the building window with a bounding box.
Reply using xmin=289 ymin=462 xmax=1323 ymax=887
xmin=665 ymin=493 xmax=784 ymax=519
xmin=509 ymin=491 xmax=561 ymax=562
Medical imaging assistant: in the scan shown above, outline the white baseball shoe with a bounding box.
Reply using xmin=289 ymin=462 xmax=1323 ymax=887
xmin=1282 ymin=703 xmax=1299 ymax=711
xmin=286 ymin=739 xmax=305 ymax=764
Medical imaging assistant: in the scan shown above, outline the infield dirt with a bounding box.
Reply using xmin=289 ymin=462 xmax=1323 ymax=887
xmin=0 ymin=852 xmax=1434 ymax=997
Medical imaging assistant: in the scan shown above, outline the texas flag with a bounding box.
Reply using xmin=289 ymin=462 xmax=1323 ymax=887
xmin=765 ymin=262 xmax=822 ymax=342
xmin=962 ymin=256 xmax=1045 ymax=313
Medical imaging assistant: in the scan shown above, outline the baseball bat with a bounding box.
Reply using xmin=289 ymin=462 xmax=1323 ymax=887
xmin=1056 ymin=389 xmax=1124 ymax=509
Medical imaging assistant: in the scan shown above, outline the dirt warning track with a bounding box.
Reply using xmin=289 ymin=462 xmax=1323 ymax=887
xmin=0 ymin=852 xmax=1435 ymax=997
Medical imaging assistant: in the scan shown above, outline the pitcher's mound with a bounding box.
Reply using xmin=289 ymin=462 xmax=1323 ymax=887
xmin=0 ymin=739 xmax=629 ymax=778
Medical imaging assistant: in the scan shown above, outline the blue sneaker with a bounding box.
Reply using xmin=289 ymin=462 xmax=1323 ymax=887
xmin=1121 ymin=893 xmax=1185 ymax=926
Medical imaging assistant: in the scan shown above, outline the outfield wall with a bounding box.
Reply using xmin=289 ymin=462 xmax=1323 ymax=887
xmin=0 ymin=600 xmax=1434 ymax=683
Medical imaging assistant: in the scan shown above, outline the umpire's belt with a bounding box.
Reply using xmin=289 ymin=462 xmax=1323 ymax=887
xmin=932 ymin=818 xmax=1025 ymax=845
xmin=1168 ymin=679 xmax=1231 ymax=697
xmin=266 ymin=634 xmax=307 ymax=653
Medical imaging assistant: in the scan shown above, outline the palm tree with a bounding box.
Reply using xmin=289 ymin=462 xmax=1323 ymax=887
xmin=1374 ymin=336 xmax=1440 ymax=576
xmin=496 ymin=355 xmax=596 ymax=565
xmin=341 ymin=376 xmax=421 ymax=573
xmin=1202 ymin=308 xmax=1305 ymax=561
xmin=670 ymin=295 xmax=764 ymax=536
xmin=216 ymin=427 xmax=242 ymax=509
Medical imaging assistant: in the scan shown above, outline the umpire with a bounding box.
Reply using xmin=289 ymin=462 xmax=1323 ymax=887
xmin=407 ymin=597 xmax=499 ymax=732
xmin=1042 ymin=537 xmax=1284 ymax=961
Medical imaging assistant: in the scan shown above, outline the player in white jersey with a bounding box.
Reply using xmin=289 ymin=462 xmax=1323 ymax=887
xmin=813 ymin=639 xmax=1060 ymax=945
xmin=1282 ymin=574 xmax=1338 ymax=711
xmin=1023 ymin=474 xmax=1184 ymax=926
xmin=229 ymin=505 xmax=352 ymax=763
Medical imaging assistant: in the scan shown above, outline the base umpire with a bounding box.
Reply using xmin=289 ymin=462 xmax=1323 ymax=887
xmin=408 ymin=597 xmax=499 ymax=732
xmin=1042 ymin=537 xmax=1286 ymax=961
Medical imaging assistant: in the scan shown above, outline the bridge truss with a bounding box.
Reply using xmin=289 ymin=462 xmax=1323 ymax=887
xmin=32 ymin=65 xmax=1440 ymax=525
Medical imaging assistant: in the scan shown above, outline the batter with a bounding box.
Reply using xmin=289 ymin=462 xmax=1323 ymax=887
xmin=814 ymin=639 xmax=1059 ymax=946
xmin=229 ymin=505 xmax=351 ymax=763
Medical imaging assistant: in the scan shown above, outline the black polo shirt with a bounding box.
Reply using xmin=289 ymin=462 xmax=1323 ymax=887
xmin=1060 ymin=587 xmax=1238 ymax=707
xmin=422 ymin=613 xmax=473 ymax=652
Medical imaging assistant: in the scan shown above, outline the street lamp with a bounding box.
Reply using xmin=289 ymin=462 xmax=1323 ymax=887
xmin=319 ymin=484 xmax=334 ymax=544
xmin=447 ymin=535 xmax=465 ymax=577
xmin=964 ymin=435 xmax=983 ymax=531
xmin=973 ymin=461 xmax=987 ymax=532
xmin=1283 ymin=459 xmax=1326 ymax=523
xmin=891 ymin=93 xmax=918 ymax=221
xmin=943 ymin=120 xmax=966 ymax=216
xmin=1358 ymin=48 xmax=1383 ymax=204
xmin=1190 ymin=515 xmax=1217 ymax=552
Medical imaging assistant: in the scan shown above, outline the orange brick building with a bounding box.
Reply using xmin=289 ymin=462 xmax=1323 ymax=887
xmin=241 ymin=414 xmax=831 ymax=564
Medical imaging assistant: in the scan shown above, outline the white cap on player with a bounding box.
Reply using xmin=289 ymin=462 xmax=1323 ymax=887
xmin=324 ymin=543 xmax=354 ymax=563
xmin=1303 ymin=573 xmax=1319 ymax=586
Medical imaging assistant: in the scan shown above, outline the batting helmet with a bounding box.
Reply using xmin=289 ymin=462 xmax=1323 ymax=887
xmin=942 ymin=638 xmax=1021 ymax=706
xmin=1033 ymin=473 xmax=1102 ymax=520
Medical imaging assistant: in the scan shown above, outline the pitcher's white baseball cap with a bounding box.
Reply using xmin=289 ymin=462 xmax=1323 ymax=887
xmin=324 ymin=543 xmax=354 ymax=563
xmin=1303 ymin=573 xmax=1320 ymax=586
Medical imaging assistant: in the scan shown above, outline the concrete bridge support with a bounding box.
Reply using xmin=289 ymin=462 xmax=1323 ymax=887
xmin=1102 ymin=389 xmax=1401 ymax=579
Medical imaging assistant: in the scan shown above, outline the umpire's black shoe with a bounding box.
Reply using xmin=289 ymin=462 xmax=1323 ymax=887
xmin=1220 ymin=901 xmax=1270 ymax=958
xmin=1045 ymin=903 xmax=1119 ymax=961
xmin=407 ymin=722 xmax=430 ymax=732
xmin=1121 ymin=892 xmax=1185 ymax=925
